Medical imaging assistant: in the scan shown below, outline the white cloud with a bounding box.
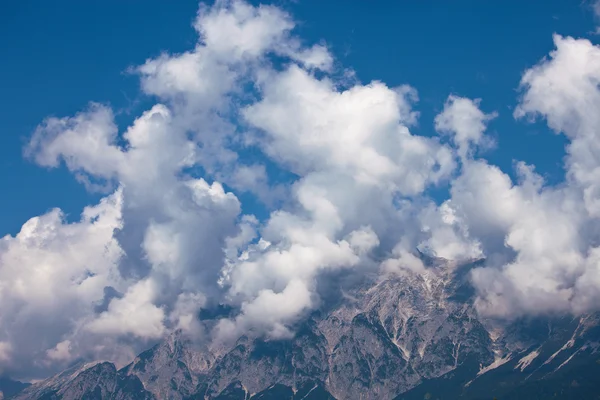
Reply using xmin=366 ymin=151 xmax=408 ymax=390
xmin=381 ymin=247 xmax=426 ymax=277
xmin=169 ymin=292 xmax=207 ymax=334
xmin=16 ymin=99 xmax=243 ymax=374
xmin=462 ymin=162 xmax=587 ymax=316
xmin=46 ymin=341 xmax=72 ymax=362
xmin=435 ymin=95 xmax=497 ymax=160
xmin=214 ymin=61 xmax=459 ymax=337
xmin=244 ymin=67 xmax=454 ymax=192
xmin=417 ymin=201 xmax=483 ymax=261
xmin=348 ymin=227 xmax=380 ymax=256
xmin=443 ymin=35 xmax=600 ymax=317
xmin=515 ymin=34 xmax=600 ymax=217
xmin=86 ymin=279 xmax=166 ymax=339
xmin=26 ymin=104 xmax=123 ymax=184
xmin=2 ymin=0 xmax=336 ymax=378
xmin=215 ymin=279 xmax=313 ymax=341
xmin=0 ymin=192 xmax=123 ymax=376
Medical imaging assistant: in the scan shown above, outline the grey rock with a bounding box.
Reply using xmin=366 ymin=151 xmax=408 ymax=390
xmin=14 ymin=362 xmax=152 ymax=400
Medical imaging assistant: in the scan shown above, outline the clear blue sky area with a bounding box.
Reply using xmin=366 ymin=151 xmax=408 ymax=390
xmin=1 ymin=0 xmax=597 ymax=235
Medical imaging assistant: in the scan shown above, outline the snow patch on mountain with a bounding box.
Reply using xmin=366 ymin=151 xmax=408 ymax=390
xmin=515 ymin=348 xmax=540 ymax=372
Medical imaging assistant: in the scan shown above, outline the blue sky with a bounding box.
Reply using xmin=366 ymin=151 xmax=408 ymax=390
xmin=1 ymin=0 xmax=597 ymax=235
xmin=3 ymin=0 xmax=600 ymax=380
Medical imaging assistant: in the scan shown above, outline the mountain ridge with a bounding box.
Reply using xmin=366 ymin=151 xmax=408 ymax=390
xmin=10 ymin=258 xmax=600 ymax=399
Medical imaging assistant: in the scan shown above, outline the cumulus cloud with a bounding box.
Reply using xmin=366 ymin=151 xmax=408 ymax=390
xmin=403 ymin=36 xmax=600 ymax=319
xmin=0 ymin=191 xmax=125 ymax=376
xmin=435 ymin=95 xmax=497 ymax=160
xmin=3 ymin=0 xmax=600 ymax=382
xmin=46 ymin=341 xmax=72 ymax=362
xmin=452 ymin=35 xmax=600 ymax=317
xmin=1 ymin=0 xmax=339 ymax=379
xmin=244 ymin=72 xmax=452 ymax=190
xmin=515 ymin=34 xmax=600 ymax=217
xmin=85 ymin=279 xmax=166 ymax=339
xmin=213 ymin=62 xmax=458 ymax=339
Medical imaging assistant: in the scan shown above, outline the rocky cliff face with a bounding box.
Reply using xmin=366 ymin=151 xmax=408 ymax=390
xmin=12 ymin=259 xmax=600 ymax=399
xmin=12 ymin=361 xmax=152 ymax=400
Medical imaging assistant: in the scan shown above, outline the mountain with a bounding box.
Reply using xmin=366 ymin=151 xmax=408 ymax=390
xmin=10 ymin=259 xmax=600 ymax=399
xmin=0 ymin=377 xmax=30 ymax=399
xmin=9 ymin=361 xmax=152 ymax=400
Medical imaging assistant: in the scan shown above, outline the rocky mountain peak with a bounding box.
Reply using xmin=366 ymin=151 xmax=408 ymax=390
xmin=11 ymin=259 xmax=600 ymax=399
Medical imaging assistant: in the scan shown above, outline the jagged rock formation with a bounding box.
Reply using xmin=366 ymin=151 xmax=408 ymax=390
xmin=12 ymin=362 xmax=152 ymax=400
xmin=11 ymin=258 xmax=600 ymax=399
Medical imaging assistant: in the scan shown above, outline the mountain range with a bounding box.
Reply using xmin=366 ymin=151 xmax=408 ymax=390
xmin=8 ymin=257 xmax=600 ymax=400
